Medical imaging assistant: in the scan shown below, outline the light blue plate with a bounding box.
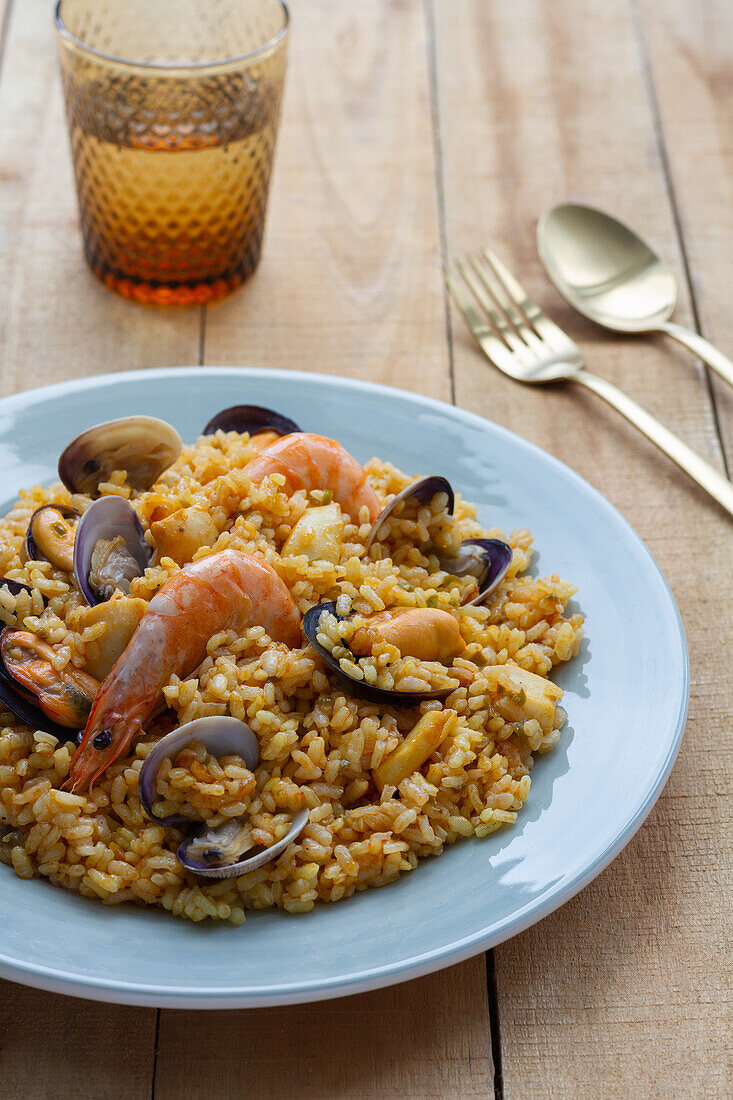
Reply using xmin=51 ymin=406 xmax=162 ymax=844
xmin=0 ymin=368 xmax=688 ymax=1007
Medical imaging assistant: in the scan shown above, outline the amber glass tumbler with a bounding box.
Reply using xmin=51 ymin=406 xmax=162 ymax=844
xmin=56 ymin=0 xmax=289 ymax=304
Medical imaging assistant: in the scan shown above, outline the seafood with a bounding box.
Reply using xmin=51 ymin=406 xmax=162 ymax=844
xmin=0 ymin=628 xmax=98 ymax=730
xmin=202 ymin=404 xmax=301 ymax=440
xmin=24 ymin=505 xmax=79 ymax=571
xmin=138 ymin=716 xmax=309 ymax=878
xmin=302 ymin=601 xmax=455 ymax=704
xmin=349 ymin=607 xmax=465 ymax=662
xmin=58 ymin=415 xmax=182 ymax=496
xmin=366 ymin=475 xmax=512 ymax=604
xmin=68 ymin=550 xmax=302 ymax=790
xmin=246 ymin=433 xmax=381 ymax=523
xmin=73 ymin=497 xmax=151 ymax=605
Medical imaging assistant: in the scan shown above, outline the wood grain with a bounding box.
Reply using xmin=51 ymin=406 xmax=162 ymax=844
xmin=202 ymin=0 xmax=451 ymax=398
xmin=154 ymin=963 xmax=493 ymax=1100
xmin=635 ymin=0 xmax=733 ymax=461
xmin=432 ymin=0 xmax=732 ymax=1096
xmin=0 ymin=0 xmax=200 ymax=396
xmin=0 ymin=985 xmax=155 ymax=1100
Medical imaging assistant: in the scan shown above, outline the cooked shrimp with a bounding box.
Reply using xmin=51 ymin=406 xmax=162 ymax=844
xmin=67 ymin=550 xmax=301 ymax=790
xmin=246 ymin=433 xmax=381 ymax=523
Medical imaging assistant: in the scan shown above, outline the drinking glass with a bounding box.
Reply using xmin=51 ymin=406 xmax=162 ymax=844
xmin=55 ymin=0 xmax=289 ymax=304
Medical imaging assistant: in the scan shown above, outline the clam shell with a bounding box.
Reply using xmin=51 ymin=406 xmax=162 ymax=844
xmin=138 ymin=717 xmax=260 ymax=827
xmin=177 ymin=808 xmax=309 ymax=880
xmin=202 ymin=405 xmax=301 ymax=438
xmin=73 ymin=497 xmax=151 ymax=606
xmin=364 ymin=476 xmax=455 ymax=554
xmin=58 ymin=415 xmax=182 ymax=497
xmin=302 ymin=601 xmax=453 ymax=704
xmin=442 ymin=538 xmax=513 ymax=606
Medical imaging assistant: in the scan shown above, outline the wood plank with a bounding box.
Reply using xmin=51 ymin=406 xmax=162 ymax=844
xmin=155 ymin=964 xmax=493 ymax=1100
xmin=201 ymin=0 xmax=451 ymax=397
xmin=635 ymin=0 xmax=733 ymax=460
xmin=155 ymin=2 xmax=493 ymax=1097
xmin=0 ymin=985 xmax=155 ymax=1100
xmin=0 ymin=0 xmax=200 ymax=397
xmin=0 ymin=0 xmax=193 ymax=1095
xmin=432 ymin=0 xmax=732 ymax=1097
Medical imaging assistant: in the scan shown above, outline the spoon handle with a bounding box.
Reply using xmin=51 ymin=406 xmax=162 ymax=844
xmin=575 ymin=370 xmax=733 ymax=518
xmin=660 ymin=322 xmax=733 ymax=388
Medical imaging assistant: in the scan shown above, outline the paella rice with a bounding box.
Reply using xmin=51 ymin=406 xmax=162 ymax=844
xmin=0 ymin=422 xmax=583 ymax=923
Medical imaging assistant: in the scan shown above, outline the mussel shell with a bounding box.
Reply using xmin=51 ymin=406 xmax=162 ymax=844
xmin=202 ymin=405 xmax=301 ymax=438
xmin=73 ymin=497 xmax=151 ymax=606
xmin=365 ymin=476 xmax=455 ymax=553
xmin=177 ymin=808 xmax=310 ymax=880
xmin=441 ymin=538 xmax=513 ymax=607
xmin=302 ymin=601 xmax=453 ymax=705
xmin=58 ymin=415 xmax=183 ymax=497
xmin=24 ymin=504 xmax=79 ymax=565
xmin=0 ymin=634 xmax=80 ymax=742
xmin=0 ymin=579 xmax=34 ymax=599
xmin=138 ymin=717 xmax=261 ymax=827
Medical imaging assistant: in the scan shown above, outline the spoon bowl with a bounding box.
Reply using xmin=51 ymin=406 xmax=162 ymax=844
xmin=537 ymin=202 xmax=733 ymax=387
xmin=537 ymin=204 xmax=677 ymax=331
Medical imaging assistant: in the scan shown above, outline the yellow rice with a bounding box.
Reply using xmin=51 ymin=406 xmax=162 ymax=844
xmin=0 ymin=430 xmax=583 ymax=923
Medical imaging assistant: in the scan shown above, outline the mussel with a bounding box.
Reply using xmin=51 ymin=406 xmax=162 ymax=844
xmin=58 ymin=416 xmax=182 ymax=497
xmin=365 ymin=475 xmax=512 ymax=605
xmin=24 ymin=505 xmax=79 ymax=571
xmin=302 ymin=601 xmax=455 ymax=705
xmin=202 ymin=405 xmax=301 ymax=439
xmin=0 ymin=627 xmax=97 ymax=739
xmin=138 ymin=717 xmax=309 ymax=879
xmin=73 ymin=497 xmax=151 ymax=605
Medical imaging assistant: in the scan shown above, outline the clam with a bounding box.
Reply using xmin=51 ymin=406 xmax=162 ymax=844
xmin=202 ymin=405 xmax=301 ymax=439
xmin=24 ymin=505 xmax=79 ymax=571
xmin=302 ymin=601 xmax=454 ymax=704
xmin=58 ymin=415 xmax=182 ymax=497
xmin=0 ymin=579 xmax=35 ymax=599
xmin=365 ymin=475 xmax=512 ymax=605
xmin=73 ymin=497 xmax=151 ymax=605
xmin=0 ymin=627 xmax=96 ymax=740
xmin=138 ymin=716 xmax=309 ymax=879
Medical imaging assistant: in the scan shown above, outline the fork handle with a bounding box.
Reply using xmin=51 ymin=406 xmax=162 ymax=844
xmin=575 ymin=370 xmax=733 ymax=517
xmin=658 ymin=322 xmax=733 ymax=389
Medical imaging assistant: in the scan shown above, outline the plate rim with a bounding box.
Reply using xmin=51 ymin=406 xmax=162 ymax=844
xmin=0 ymin=366 xmax=689 ymax=1007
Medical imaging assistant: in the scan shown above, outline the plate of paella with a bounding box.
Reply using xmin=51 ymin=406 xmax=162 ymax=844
xmin=0 ymin=367 xmax=687 ymax=1007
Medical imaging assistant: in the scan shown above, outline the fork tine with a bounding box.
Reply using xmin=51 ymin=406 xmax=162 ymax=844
xmin=481 ymin=247 xmax=542 ymax=329
xmin=456 ymin=258 xmax=522 ymax=352
xmin=444 ymin=266 xmax=523 ymax=376
xmin=482 ymin=247 xmax=582 ymax=356
xmin=467 ymin=252 xmax=538 ymax=348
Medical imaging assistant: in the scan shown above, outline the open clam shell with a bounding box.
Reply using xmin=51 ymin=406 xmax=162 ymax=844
xmin=138 ymin=716 xmax=260 ymax=827
xmin=302 ymin=601 xmax=454 ymax=705
xmin=178 ymin=808 xmax=310 ymax=880
xmin=73 ymin=497 xmax=151 ymax=606
xmin=24 ymin=505 xmax=80 ymax=569
xmin=138 ymin=716 xmax=309 ymax=879
xmin=202 ymin=405 xmax=301 ymax=438
xmin=364 ymin=476 xmax=455 ymax=554
xmin=441 ymin=538 xmax=513 ymax=607
xmin=58 ymin=415 xmax=182 ymax=497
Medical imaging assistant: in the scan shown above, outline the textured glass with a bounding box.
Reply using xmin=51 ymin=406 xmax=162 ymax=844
xmin=56 ymin=0 xmax=288 ymax=304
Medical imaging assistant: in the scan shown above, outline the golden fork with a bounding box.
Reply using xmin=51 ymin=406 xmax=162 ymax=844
xmin=445 ymin=248 xmax=733 ymax=518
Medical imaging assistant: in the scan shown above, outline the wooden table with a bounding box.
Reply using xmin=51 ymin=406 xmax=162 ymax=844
xmin=1 ymin=1 xmax=731 ymax=1096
